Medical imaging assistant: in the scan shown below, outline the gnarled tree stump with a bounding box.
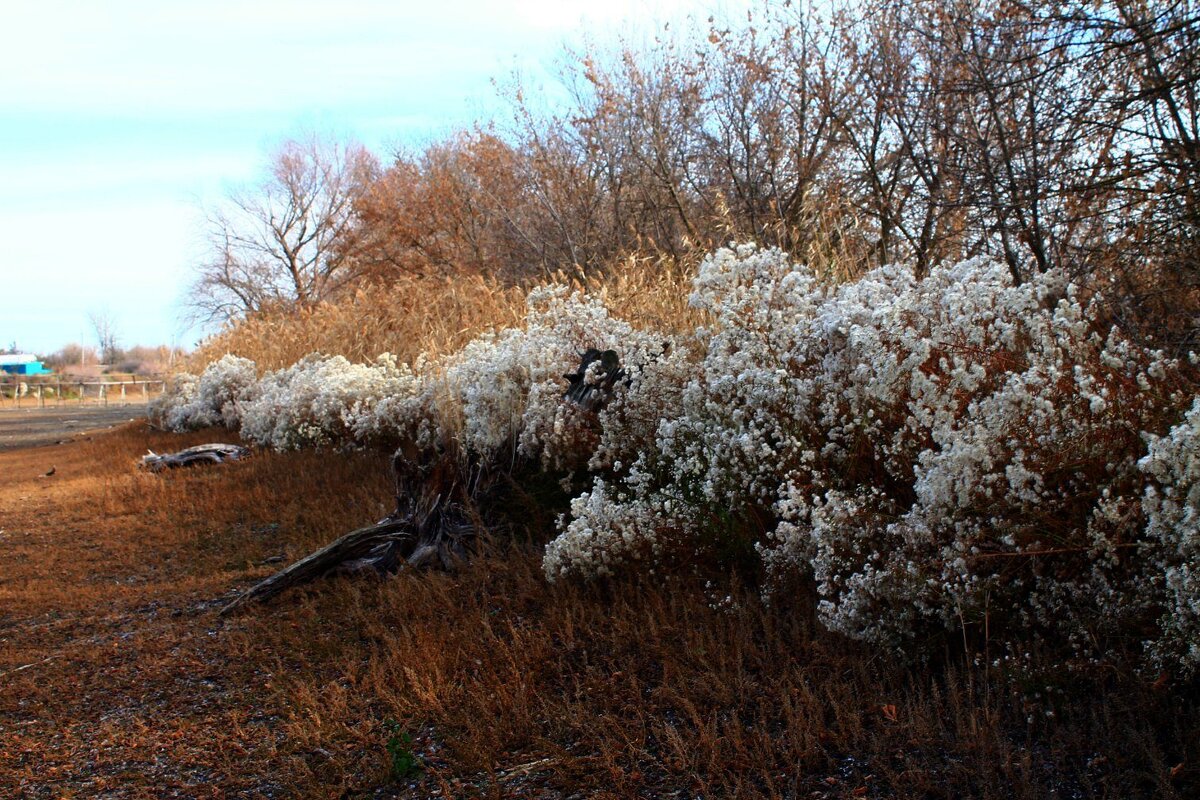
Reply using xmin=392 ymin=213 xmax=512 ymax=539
xmin=220 ymin=446 xmax=482 ymax=614
xmin=563 ymin=348 xmax=625 ymax=411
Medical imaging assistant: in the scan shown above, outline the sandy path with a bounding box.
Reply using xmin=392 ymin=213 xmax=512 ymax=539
xmin=0 ymin=405 xmax=148 ymax=452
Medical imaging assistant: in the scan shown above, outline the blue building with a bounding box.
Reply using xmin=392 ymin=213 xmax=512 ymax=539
xmin=0 ymin=354 xmax=50 ymax=375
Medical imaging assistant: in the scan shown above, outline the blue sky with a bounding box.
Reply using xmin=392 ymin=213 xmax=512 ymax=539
xmin=0 ymin=0 xmax=743 ymax=355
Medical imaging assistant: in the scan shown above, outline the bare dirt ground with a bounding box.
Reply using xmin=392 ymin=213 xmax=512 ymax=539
xmin=0 ymin=406 xmax=148 ymax=452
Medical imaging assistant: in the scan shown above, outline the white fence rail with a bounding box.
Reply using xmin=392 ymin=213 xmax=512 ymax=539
xmin=0 ymin=375 xmax=166 ymax=410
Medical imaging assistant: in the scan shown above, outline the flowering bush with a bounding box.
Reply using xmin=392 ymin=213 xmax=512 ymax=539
xmin=543 ymin=246 xmax=1194 ymax=666
xmin=443 ymin=286 xmax=662 ymax=467
xmin=160 ymin=246 xmax=1200 ymax=671
xmin=238 ymin=354 xmax=423 ymax=450
xmin=1141 ymin=397 xmax=1200 ymax=671
xmin=152 ymin=354 xmax=258 ymax=431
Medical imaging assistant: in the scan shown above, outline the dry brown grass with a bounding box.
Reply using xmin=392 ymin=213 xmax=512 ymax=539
xmin=189 ymin=257 xmax=700 ymax=374
xmin=2 ymin=423 xmax=1197 ymax=798
xmin=190 ymin=274 xmax=526 ymax=372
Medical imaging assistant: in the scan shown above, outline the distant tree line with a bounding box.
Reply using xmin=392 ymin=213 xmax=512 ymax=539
xmin=191 ymin=0 xmax=1200 ymax=347
xmin=40 ymin=343 xmax=183 ymax=375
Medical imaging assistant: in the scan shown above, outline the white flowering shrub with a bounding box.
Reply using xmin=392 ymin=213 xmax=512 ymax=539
xmin=152 ymin=354 xmax=258 ymax=431
xmin=160 ymin=245 xmax=1200 ymax=670
xmin=544 ymin=478 xmax=699 ymax=578
xmin=238 ymin=353 xmax=423 ymax=450
xmin=353 ymin=355 xmax=437 ymax=449
xmin=768 ymin=262 xmax=1186 ymax=650
xmin=545 ymin=246 xmax=1195 ymax=665
xmin=152 ymin=372 xmax=200 ymax=429
xmin=443 ymin=285 xmax=662 ymax=468
xmin=1141 ymin=398 xmax=1200 ymax=672
xmin=547 ymin=246 xmax=827 ymax=581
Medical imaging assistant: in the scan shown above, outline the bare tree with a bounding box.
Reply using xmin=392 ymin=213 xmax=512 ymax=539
xmin=190 ymin=133 xmax=379 ymax=321
xmin=88 ymin=310 xmax=121 ymax=365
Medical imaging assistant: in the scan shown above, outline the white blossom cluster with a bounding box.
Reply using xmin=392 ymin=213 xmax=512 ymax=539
xmin=154 ymin=288 xmax=661 ymax=462
xmin=544 ymin=246 xmax=1197 ymax=669
xmin=544 ymin=478 xmax=696 ymax=578
xmin=443 ymin=286 xmax=663 ymax=467
xmin=152 ymin=354 xmax=258 ymax=431
xmin=156 ymin=246 xmax=1200 ymax=669
xmin=1141 ymin=398 xmax=1200 ymax=671
xmin=154 ymin=352 xmax=425 ymax=450
xmin=237 ymin=353 xmax=424 ymax=450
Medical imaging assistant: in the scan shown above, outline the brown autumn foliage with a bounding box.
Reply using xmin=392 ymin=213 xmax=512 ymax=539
xmin=186 ymin=2 xmax=1200 ymax=353
xmin=352 ymin=132 xmax=538 ymax=282
xmin=3 ymin=422 xmax=1198 ymax=798
xmin=288 ymin=0 xmax=1192 ymax=352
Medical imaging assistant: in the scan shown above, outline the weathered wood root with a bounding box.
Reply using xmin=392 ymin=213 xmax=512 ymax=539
xmin=562 ymin=348 xmax=626 ymax=412
xmin=141 ymin=443 xmax=250 ymax=472
xmin=219 ymin=516 xmax=413 ymax=615
xmin=220 ymin=450 xmax=477 ymax=615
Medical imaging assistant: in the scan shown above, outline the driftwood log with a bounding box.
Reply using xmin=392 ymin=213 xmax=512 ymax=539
xmin=219 ymin=349 xmax=621 ymax=614
xmin=141 ymin=443 xmax=250 ymax=472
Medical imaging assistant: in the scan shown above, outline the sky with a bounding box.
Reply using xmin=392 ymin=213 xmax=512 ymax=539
xmin=0 ymin=0 xmax=747 ymax=356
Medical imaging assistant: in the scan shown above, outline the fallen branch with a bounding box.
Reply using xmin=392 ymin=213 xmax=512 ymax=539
xmin=141 ymin=443 xmax=250 ymax=472
xmin=219 ymin=516 xmax=416 ymax=615
xmin=0 ymin=656 xmax=57 ymax=681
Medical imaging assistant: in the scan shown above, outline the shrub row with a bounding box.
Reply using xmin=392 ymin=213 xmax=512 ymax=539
xmin=156 ymin=247 xmax=1200 ymax=672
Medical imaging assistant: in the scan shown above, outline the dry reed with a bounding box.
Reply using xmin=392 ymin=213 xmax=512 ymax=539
xmin=190 ymin=256 xmax=700 ymax=375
